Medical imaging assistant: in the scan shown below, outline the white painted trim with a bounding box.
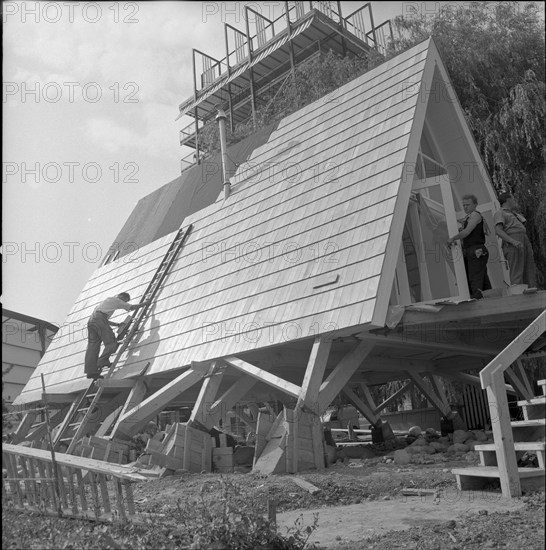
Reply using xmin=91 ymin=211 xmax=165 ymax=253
xmin=439 ymin=174 xmax=470 ymax=299
xmin=371 ymin=50 xmax=437 ymax=327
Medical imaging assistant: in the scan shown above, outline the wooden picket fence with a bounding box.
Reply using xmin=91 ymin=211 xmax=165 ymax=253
xmin=2 ymin=443 xmax=147 ymax=521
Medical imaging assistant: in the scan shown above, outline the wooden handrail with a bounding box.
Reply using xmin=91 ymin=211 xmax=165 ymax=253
xmin=480 ymin=310 xmax=546 ymax=389
xmin=477 ymin=309 xmax=545 ymax=498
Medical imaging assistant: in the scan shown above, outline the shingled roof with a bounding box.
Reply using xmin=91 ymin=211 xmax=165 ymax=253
xmin=18 ymin=38 xmax=495 ymax=405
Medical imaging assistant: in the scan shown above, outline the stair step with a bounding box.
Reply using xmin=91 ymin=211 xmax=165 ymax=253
xmin=511 ymin=419 xmax=545 ymax=428
xmin=475 ymin=442 xmax=545 ymax=452
xmin=538 ymin=380 xmax=546 ymax=386
xmin=452 ymin=466 xmax=546 ymax=492
xmin=452 ymin=466 xmax=545 ymax=478
xmin=517 ymin=396 xmax=546 ymax=406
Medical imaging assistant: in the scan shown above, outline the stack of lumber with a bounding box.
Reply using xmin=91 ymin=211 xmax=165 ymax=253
xmin=76 ymin=436 xmax=131 ymax=464
xmin=142 ymin=423 xmax=213 ymax=475
xmin=253 ymin=408 xmax=325 ymax=474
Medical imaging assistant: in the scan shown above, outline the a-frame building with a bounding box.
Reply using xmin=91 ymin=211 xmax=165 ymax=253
xmin=12 ymin=38 xmax=545 ymax=497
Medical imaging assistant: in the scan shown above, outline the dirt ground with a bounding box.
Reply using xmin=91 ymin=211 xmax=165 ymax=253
xmin=131 ymin=453 xmax=545 ymax=549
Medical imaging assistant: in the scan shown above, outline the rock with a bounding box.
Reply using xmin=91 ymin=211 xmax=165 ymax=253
xmin=425 ymin=428 xmax=438 ymax=436
xmin=393 ymin=449 xmax=411 ymax=465
xmin=448 ymin=443 xmax=470 ymax=453
xmin=464 ymin=431 xmax=476 ymax=441
xmin=405 ymin=446 xmax=424 ymax=455
xmin=452 ymin=430 xmax=469 ymax=444
xmin=472 ymin=430 xmax=488 ymax=441
xmin=420 ymin=445 xmax=437 ymax=454
xmin=408 ymin=426 xmax=422 ymax=437
xmin=429 ymin=442 xmax=449 ymax=452
xmin=437 ymin=436 xmax=450 ymax=445
xmin=465 ymin=451 xmax=479 ymax=462
xmin=465 ymin=440 xmax=477 ymax=451
xmin=411 ymin=436 xmax=428 ymax=447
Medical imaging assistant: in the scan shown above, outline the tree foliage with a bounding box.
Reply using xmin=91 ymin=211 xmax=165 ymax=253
xmin=391 ymin=1 xmax=546 ymax=283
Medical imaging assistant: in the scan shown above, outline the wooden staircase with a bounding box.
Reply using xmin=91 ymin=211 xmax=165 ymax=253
xmin=453 ymin=379 xmax=545 ymax=493
xmin=452 ymin=310 xmax=545 ymax=498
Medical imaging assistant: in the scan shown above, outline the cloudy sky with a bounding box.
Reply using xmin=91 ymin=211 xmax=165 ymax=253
xmin=2 ymin=1 xmax=444 ymax=326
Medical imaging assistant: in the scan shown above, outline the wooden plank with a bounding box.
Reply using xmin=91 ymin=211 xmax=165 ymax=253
xmin=189 ymin=362 xmax=224 ymax=426
xmin=75 ymin=468 xmax=88 ymax=511
xmin=96 ymin=379 xmax=137 ymax=389
xmin=125 ymin=482 xmax=135 ymax=516
xmin=56 ymin=464 xmax=68 ymax=510
xmin=2 ymin=444 xmax=147 ymax=481
xmin=254 ymin=411 xmax=276 ymax=465
xmin=318 ymin=341 xmax=375 ymax=412
xmin=12 ymin=411 xmax=37 ymax=443
xmin=115 ymin=479 xmax=127 ymax=521
xmin=290 ymin=477 xmax=321 ymax=494
xmin=98 ymin=474 xmax=111 ymax=514
xmin=66 ymin=468 xmax=79 ymax=515
xmin=297 ymin=337 xmax=332 ymax=410
xmin=486 ymin=373 xmax=521 ymax=498
xmin=88 ymin=472 xmax=101 ymax=518
xmin=5 ymin=453 xmax=24 ymax=508
xmin=115 ymin=368 xmax=206 ymax=437
xmin=223 ymin=357 xmax=301 ymax=398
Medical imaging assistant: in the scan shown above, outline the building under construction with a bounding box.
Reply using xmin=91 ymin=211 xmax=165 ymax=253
xmin=4 ymin=2 xmax=545 ymax=520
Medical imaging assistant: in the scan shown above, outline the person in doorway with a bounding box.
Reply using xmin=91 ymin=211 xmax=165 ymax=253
xmin=84 ymin=292 xmax=150 ymax=380
xmin=446 ymin=194 xmax=491 ymax=299
xmin=493 ymin=192 xmax=537 ymax=287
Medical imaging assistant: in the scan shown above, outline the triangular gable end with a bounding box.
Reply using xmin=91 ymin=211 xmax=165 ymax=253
xmin=372 ymin=38 xmax=504 ymax=326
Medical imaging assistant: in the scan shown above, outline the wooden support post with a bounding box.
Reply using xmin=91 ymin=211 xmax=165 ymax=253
xmin=224 ymin=357 xmax=301 ymax=398
xmin=297 ymin=338 xmax=331 ymax=411
xmin=342 ymin=386 xmax=379 ymax=425
xmin=486 ymin=370 xmax=521 ymax=498
xmin=504 ymin=367 xmax=533 ymax=401
xmin=190 ymin=362 xmax=224 ymax=426
xmin=373 ymin=381 xmax=414 ymax=414
xmin=110 ymin=380 xmax=148 ymax=438
xmin=208 ymin=375 xmax=257 ymax=427
xmin=515 ymin=359 xmax=533 ymax=397
xmin=406 ymin=371 xmax=451 ymax=416
xmin=427 ymin=374 xmax=451 ymax=409
xmin=318 ymin=341 xmax=374 ymax=413
xmin=114 ymin=367 xmax=207 ymax=437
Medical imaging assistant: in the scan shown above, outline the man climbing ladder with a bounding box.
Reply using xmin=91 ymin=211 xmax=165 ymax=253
xmin=84 ymin=292 xmax=150 ymax=380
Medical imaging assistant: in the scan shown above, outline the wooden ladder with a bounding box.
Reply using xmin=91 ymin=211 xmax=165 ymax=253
xmin=54 ymin=224 xmax=193 ymax=453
